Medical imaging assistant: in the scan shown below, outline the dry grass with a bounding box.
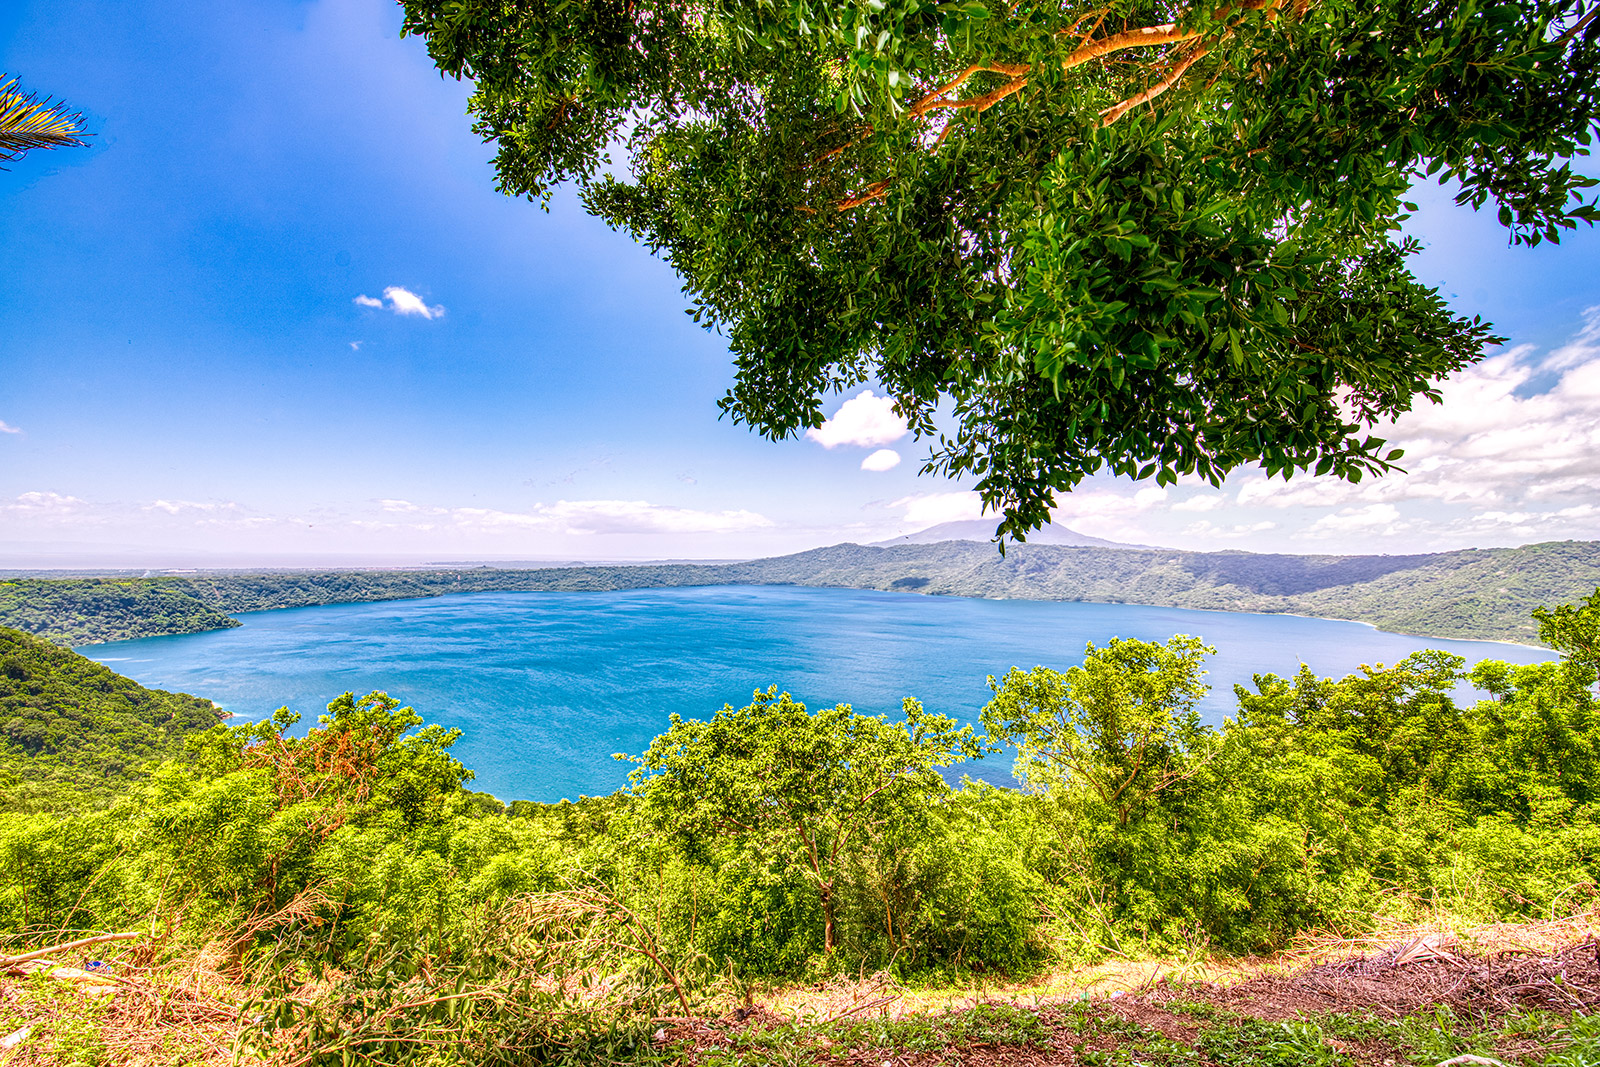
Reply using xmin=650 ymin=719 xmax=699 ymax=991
xmin=7 ymin=910 xmax=1600 ymax=1065
xmin=0 ymin=940 xmax=246 ymax=1067
xmin=758 ymin=907 xmax=1600 ymax=1023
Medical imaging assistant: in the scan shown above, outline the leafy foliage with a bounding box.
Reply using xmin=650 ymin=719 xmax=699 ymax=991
xmin=625 ymin=687 xmax=986 ymax=951
xmin=983 ymin=635 xmax=1214 ymax=822
xmin=399 ymin=0 xmax=1599 ymax=536
xmin=1535 ymin=584 xmax=1600 ymax=677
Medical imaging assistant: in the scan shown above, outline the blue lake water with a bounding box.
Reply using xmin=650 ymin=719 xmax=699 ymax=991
xmin=80 ymin=586 xmax=1554 ymax=802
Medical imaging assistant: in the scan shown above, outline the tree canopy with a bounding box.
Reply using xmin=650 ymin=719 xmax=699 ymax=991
xmin=981 ymin=635 xmax=1214 ymax=822
xmin=401 ymin=0 xmax=1599 ymax=536
xmin=623 ymin=686 xmax=983 ymax=951
xmin=1534 ymin=585 xmax=1600 ymax=678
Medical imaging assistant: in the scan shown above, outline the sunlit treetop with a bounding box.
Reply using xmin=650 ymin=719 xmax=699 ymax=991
xmin=401 ymin=0 xmax=1600 ymax=538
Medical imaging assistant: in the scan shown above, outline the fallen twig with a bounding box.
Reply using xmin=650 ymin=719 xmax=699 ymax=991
xmin=0 ymin=931 xmax=140 ymax=970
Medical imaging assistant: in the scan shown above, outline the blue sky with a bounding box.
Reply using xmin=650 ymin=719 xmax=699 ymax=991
xmin=2 ymin=0 xmax=1598 ymax=565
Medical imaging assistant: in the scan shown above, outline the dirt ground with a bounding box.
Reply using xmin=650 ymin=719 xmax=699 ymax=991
xmin=681 ymin=915 xmax=1600 ymax=1065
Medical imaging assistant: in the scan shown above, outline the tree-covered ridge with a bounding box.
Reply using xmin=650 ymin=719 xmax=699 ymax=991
xmin=0 ymin=577 xmax=239 ymax=646
xmin=0 ymin=626 xmax=223 ymax=813
xmin=3 ymin=538 xmax=1598 ymax=647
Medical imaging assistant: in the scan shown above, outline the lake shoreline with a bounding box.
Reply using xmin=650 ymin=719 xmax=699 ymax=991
xmin=81 ymin=585 xmax=1555 ymax=804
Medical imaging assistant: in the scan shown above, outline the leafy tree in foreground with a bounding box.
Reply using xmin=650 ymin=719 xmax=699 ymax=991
xmin=981 ymin=634 xmax=1214 ymax=823
xmin=623 ymin=686 xmax=984 ymax=952
xmin=401 ymin=0 xmax=1599 ymax=536
xmin=1534 ymin=585 xmax=1600 ymax=680
xmin=0 ymin=75 xmax=88 ymax=164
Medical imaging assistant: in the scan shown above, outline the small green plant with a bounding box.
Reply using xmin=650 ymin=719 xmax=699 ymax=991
xmin=1542 ymin=1012 xmax=1600 ymax=1067
xmin=1198 ymin=1018 xmax=1344 ymax=1066
xmin=1 ymin=973 xmax=114 ymax=1067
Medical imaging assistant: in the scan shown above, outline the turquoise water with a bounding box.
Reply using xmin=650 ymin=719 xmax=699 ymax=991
xmin=81 ymin=585 xmax=1553 ymax=802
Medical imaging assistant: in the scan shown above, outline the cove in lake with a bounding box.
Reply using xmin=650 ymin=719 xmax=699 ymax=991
xmin=82 ymin=585 xmax=1553 ymax=803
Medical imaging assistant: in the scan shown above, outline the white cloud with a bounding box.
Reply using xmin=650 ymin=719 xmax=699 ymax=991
xmin=1171 ymin=493 xmax=1225 ymax=512
xmin=860 ymin=448 xmax=901 ymax=472
xmin=381 ymin=497 xmax=772 ymax=536
xmin=0 ymin=421 xmax=22 ymax=435
xmin=1182 ymin=519 xmax=1278 ymax=538
xmin=354 ymin=287 xmax=445 ymax=319
xmin=1048 ymin=486 xmax=1172 ymax=534
xmin=533 ymin=500 xmax=771 ymax=535
xmin=145 ymin=499 xmax=243 ymax=515
xmin=1236 ymin=477 xmax=1359 ymax=509
xmin=806 ymin=390 xmax=908 ymax=449
xmin=1356 ymin=308 xmax=1600 ymax=505
xmin=1132 ymin=486 xmax=1168 ymax=508
xmin=3 ymin=491 xmax=86 ymax=515
xmin=1545 ymin=307 xmax=1600 ymax=371
xmin=350 ymin=341 xmax=363 ymax=351
xmin=892 ymin=491 xmax=984 ymax=526
xmin=380 ymin=498 xmax=437 ymax=514
xmin=384 ymin=285 xmax=444 ymax=319
xmin=1194 ymin=306 xmax=1600 ymax=547
xmin=1303 ymin=504 xmax=1408 ymax=539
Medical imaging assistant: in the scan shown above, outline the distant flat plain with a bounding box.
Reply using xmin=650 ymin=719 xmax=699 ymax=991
xmin=81 ymin=585 xmax=1554 ymax=803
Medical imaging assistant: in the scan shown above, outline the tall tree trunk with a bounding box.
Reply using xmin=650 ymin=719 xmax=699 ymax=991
xmin=820 ymin=880 xmax=836 ymax=953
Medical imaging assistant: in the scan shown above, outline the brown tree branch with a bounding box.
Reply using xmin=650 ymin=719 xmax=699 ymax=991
xmin=1063 ymin=23 xmax=1205 ymax=72
xmin=828 ymin=0 xmax=1290 ymax=212
xmin=1098 ymin=42 xmax=1211 ymax=126
xmin=908 ymin=62 xmax=1032 ymax=117
xmin=1 ymin=932 xmax=140 ymax=970
xmin=1058 ymin=8 xmax=1112 ymax=42
xmin=837 ymin=179 xmax=891 ymax=210
xmin=1555 ymin=5 xmax=1600 ymax=44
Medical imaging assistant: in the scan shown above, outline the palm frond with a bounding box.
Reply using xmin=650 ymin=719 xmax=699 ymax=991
xmin=0 ymin=75 xmax=89 ymax=164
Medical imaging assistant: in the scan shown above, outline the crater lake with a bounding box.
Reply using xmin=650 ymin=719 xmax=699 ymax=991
xmin=80 ymin=585 xmax=1554 ymax=802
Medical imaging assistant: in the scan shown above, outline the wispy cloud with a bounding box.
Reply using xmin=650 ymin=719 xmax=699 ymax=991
xmin=1303 ymin=504 xmax=1409 ymax=539
xmin=0 ymin=420 xmax=22 ymax=435
xmin=145 ymin=499 xmax=244 ymax=515
xmin=1183 ymin=306 xmax=1600 ymax=547
xmin=892 ymin=491 xmax=984 ymax=526
xmin=3 ymin=491 xmax=86 ymax=516
xmin=1182 ymin=519 xmax=1278 ymax=538
xmin=860 ymin=448 xmax=901 ymax=472
xmin=379 ymin=498 xmax=773 ymax=536
xmin=806 ymin=390 xmax=908 ymax=449
xmin=353 ymin=286 xmax=445 ymax=319
xmin=1171 ymin=493 xmax=1225 ymax=512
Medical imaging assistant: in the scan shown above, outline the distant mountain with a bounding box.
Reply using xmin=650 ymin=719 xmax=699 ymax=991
xmin=872 ymin=520 xmax=1145 ymax=549
xmin=5 ymin=539 xmax=1600 ymax=647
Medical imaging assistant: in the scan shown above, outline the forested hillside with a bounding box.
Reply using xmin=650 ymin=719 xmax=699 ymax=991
xmin=0 ymin=626 xmax=223 ymax=812
xmin=3 ymin=539 xmax=1598 ymax=646
xmin=0 ymin=576 xmax=240 ymax=645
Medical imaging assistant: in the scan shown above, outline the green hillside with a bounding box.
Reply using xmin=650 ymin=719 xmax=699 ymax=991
xmin=0 ymin=576 xmax=239 ymax=646
xmin=2 ymin=539 xmax=1597 ymax=647
xmin=0 ymin=625 xmax=223 ymax=812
